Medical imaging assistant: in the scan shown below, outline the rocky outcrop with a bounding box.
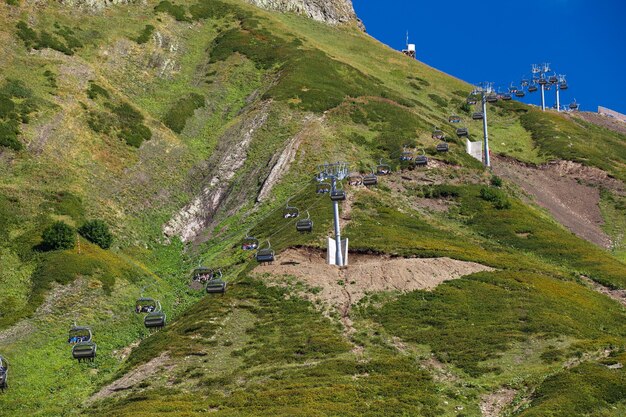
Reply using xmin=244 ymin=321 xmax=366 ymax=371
xmin=256 ymin=114 xmax=321 ymax=202
xmin=247 ymin=0 xmax=363 ymax=28
xmin=163 ymin=102 xmax=272 ymax=242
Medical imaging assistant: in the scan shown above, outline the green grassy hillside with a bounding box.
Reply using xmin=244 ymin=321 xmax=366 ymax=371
xmin=1 ymin=0 xmax=626 ymax=416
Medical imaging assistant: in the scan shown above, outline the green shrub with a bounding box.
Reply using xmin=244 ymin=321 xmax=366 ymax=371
xmin=428 ymin=93 xmax=448 ymax=108
xmin=0 ymin=94 xmax=15 ymax=118
xmin=43 ymin=70 xmax=57 ymax=88
xmin=0 ymin=120 xmax=22 ymax=150
xmin=189 ymin=0 xmax=235 ymax=20
xmin=1 ymin=79 xmax=32 ymax=99
xmin=490 ymin=175 xmax=503 ymax=187
xmin=480 ymin=187 xmax=511 ymax=209
xmin=135 ymin=24 xmax=155 ymax=44
xmin=16 ymin=21 xmax=38 ymax=49
xmin=54 ymin=24 xmax=83 ymax=51
xmin=15 ymin=21 xmax=81 ymax=55
xmin=78 ymin=219 xmax=113 ymax=249
xmin=41 ymin=221 xmax=76 ymax=250
xmin=38 ymin=30 xmax=73 ymax=55
xmin=87 ymin=111 xmax=112 ymax=134
xmin=87 ymin=81 xmax=110 ymax=100
xmin=163 ymin=93 xmax=205 ymax=133
xmin=154 ymin=1 xmax=190 ymax=21
xmin=121 ymin=124 xmax=152 ymax=148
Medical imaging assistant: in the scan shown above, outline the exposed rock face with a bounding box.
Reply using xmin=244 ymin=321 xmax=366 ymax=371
xmin=247 ymin=0 xmax=363 ymax=27
xmin=163 ymin=102 xmax=272 ymax=242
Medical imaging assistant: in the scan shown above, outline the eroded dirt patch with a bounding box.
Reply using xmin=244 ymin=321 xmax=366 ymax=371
xmin=493 ymin=156 xmax=612 ymax=248
xmin=581 ymin=275 xmax=626 ymax=308
xmin=480 ymin=388 xmax=517 ymax=417
xmin=253 ymin=248 xmax=493 ymax=309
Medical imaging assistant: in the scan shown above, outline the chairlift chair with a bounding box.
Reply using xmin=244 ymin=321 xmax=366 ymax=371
xmin=135 ymin=297 xmax=158 ymax=313
xmin=538 ymin=77 xmax=548 ymax=85
xmin=316 ymin=182 xmax=331 ymax=194
xmin=472 ymin=111 xmax=484 ymax=120
xmin=68 ymin=325 xmax=96 ymax=362
xmin=486 ymin=93 xmax=498 ymax=103
xmin=400 ymin=149 xmax=414 ymax=161
xmin=144 ymin=301 xmax=166 ymax=329
xmin=283 ymin=200 xmax=299 ymax=219
xmin=206 ymin=269 xmax=226 ymax=294
xmin=448 ymin=115 xmax=461 ymax=123
xmin=330 ymin=187 xmax=346 ymax=202
xmin=432 ymin=129 xmax=444 ymax=140
xmin=569 ymin=100 xmax=579 ymax=110
xmin=502 ymin=93 xmax=512 ymax=101
xmin=241 ymin=236 xmax=259 ymax=251
xmin=515 ymin=89 xmax=526 ymax=98
xmin=521 ymin=78 xmax=530 ymax=87
xmin=376 ymin=159 xmax=391 ymax=175
xmin=414 ymin=150 xmax=428 ymax=167
xmin=296 ymin=211 xmax=313 ymax=233
xmin=192 ymin=267 xmax=212 ymax=281
xmin=548 ymin=74 xmax=558 ymax=84
xmin=0 ymin=356 xmax=8 ymax=391
xmin=456 ymin=127 xmax=469 ymax=137
xmin=436 ymin=142 xmax=449 ymax=153
xmin=363 ymin=172 xmax=378 ymax=186
xmin=559 ymin=82 xmax=568 ymax=90
xmin=256 ymin=240 xmax=275 ymax=263
xmin=509 ymin=84 xmax=519 ymax=94
xmin=347 ymin=173 xmax=363 ymax=186
xmin=466 ymin=96 xmax=477 ymax=105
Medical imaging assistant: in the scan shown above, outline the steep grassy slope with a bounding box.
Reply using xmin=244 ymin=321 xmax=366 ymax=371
xmin=1 ymin=0 xmax=626 ymax=416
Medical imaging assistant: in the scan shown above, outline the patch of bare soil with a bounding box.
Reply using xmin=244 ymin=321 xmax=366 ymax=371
xmin=254 ymin=248 xmax=493 ymax=344
xmin=89 ymin=352 xmax=172 ymax=402
xmin=493 ymin=156 xmax=612 ymax=248
xmin=480 ymin=388 xmax=517 ymax=417
xmin=572 ymin=112 xmax=626 ymax=136
xmin=580 ymin=275 xmax=626 ymax=308
xmin=254 ymin=248 xmax=493 ymax=309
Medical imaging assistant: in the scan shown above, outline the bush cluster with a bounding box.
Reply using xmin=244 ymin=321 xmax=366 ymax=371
xmin=490 ymin=175 xmax=503 ymax=187
xmin=78 ymin=219 xmax=113 ymax=249
xmin=479 ymin=187 xmax=511 ymax=209
xmin=41 ymin=221 xmax=76 ymax=250
xmin=87 ymin=81 xmax=110 ymax=100
xmin=154 ymin=1 xmax=190 ymax=21
xmin=16 ymin=21 xmax=83 ymax=56
xmin=86 ymin=94 xmax=152 ymax=148
xmin=0 ymin=79 xmax=37 ymax=151
xmin=163 ymin=93 xmax=205 ymax=133
xmin=135 ymin=24 xmax=155 ymax=44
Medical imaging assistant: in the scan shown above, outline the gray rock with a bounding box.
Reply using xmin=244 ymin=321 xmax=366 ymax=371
xmin=246 ymin=0 xmax=364 ymax=29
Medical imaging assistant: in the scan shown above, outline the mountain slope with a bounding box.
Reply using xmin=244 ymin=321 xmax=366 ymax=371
xmin=0 ymin=0 xmax=626 ymax=416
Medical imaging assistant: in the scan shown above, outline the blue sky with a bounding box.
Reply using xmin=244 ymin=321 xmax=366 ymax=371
xmin=353 ymin=0 xmax=626 ymax=114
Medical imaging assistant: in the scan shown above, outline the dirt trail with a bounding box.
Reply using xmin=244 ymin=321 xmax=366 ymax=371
xmin=581 ymin=275 xmax=626 ymax=308
xmin=493 ymin=156 xmax=612 ymax=248
xmin=253 ymin=248 xmax=493 ymax=336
